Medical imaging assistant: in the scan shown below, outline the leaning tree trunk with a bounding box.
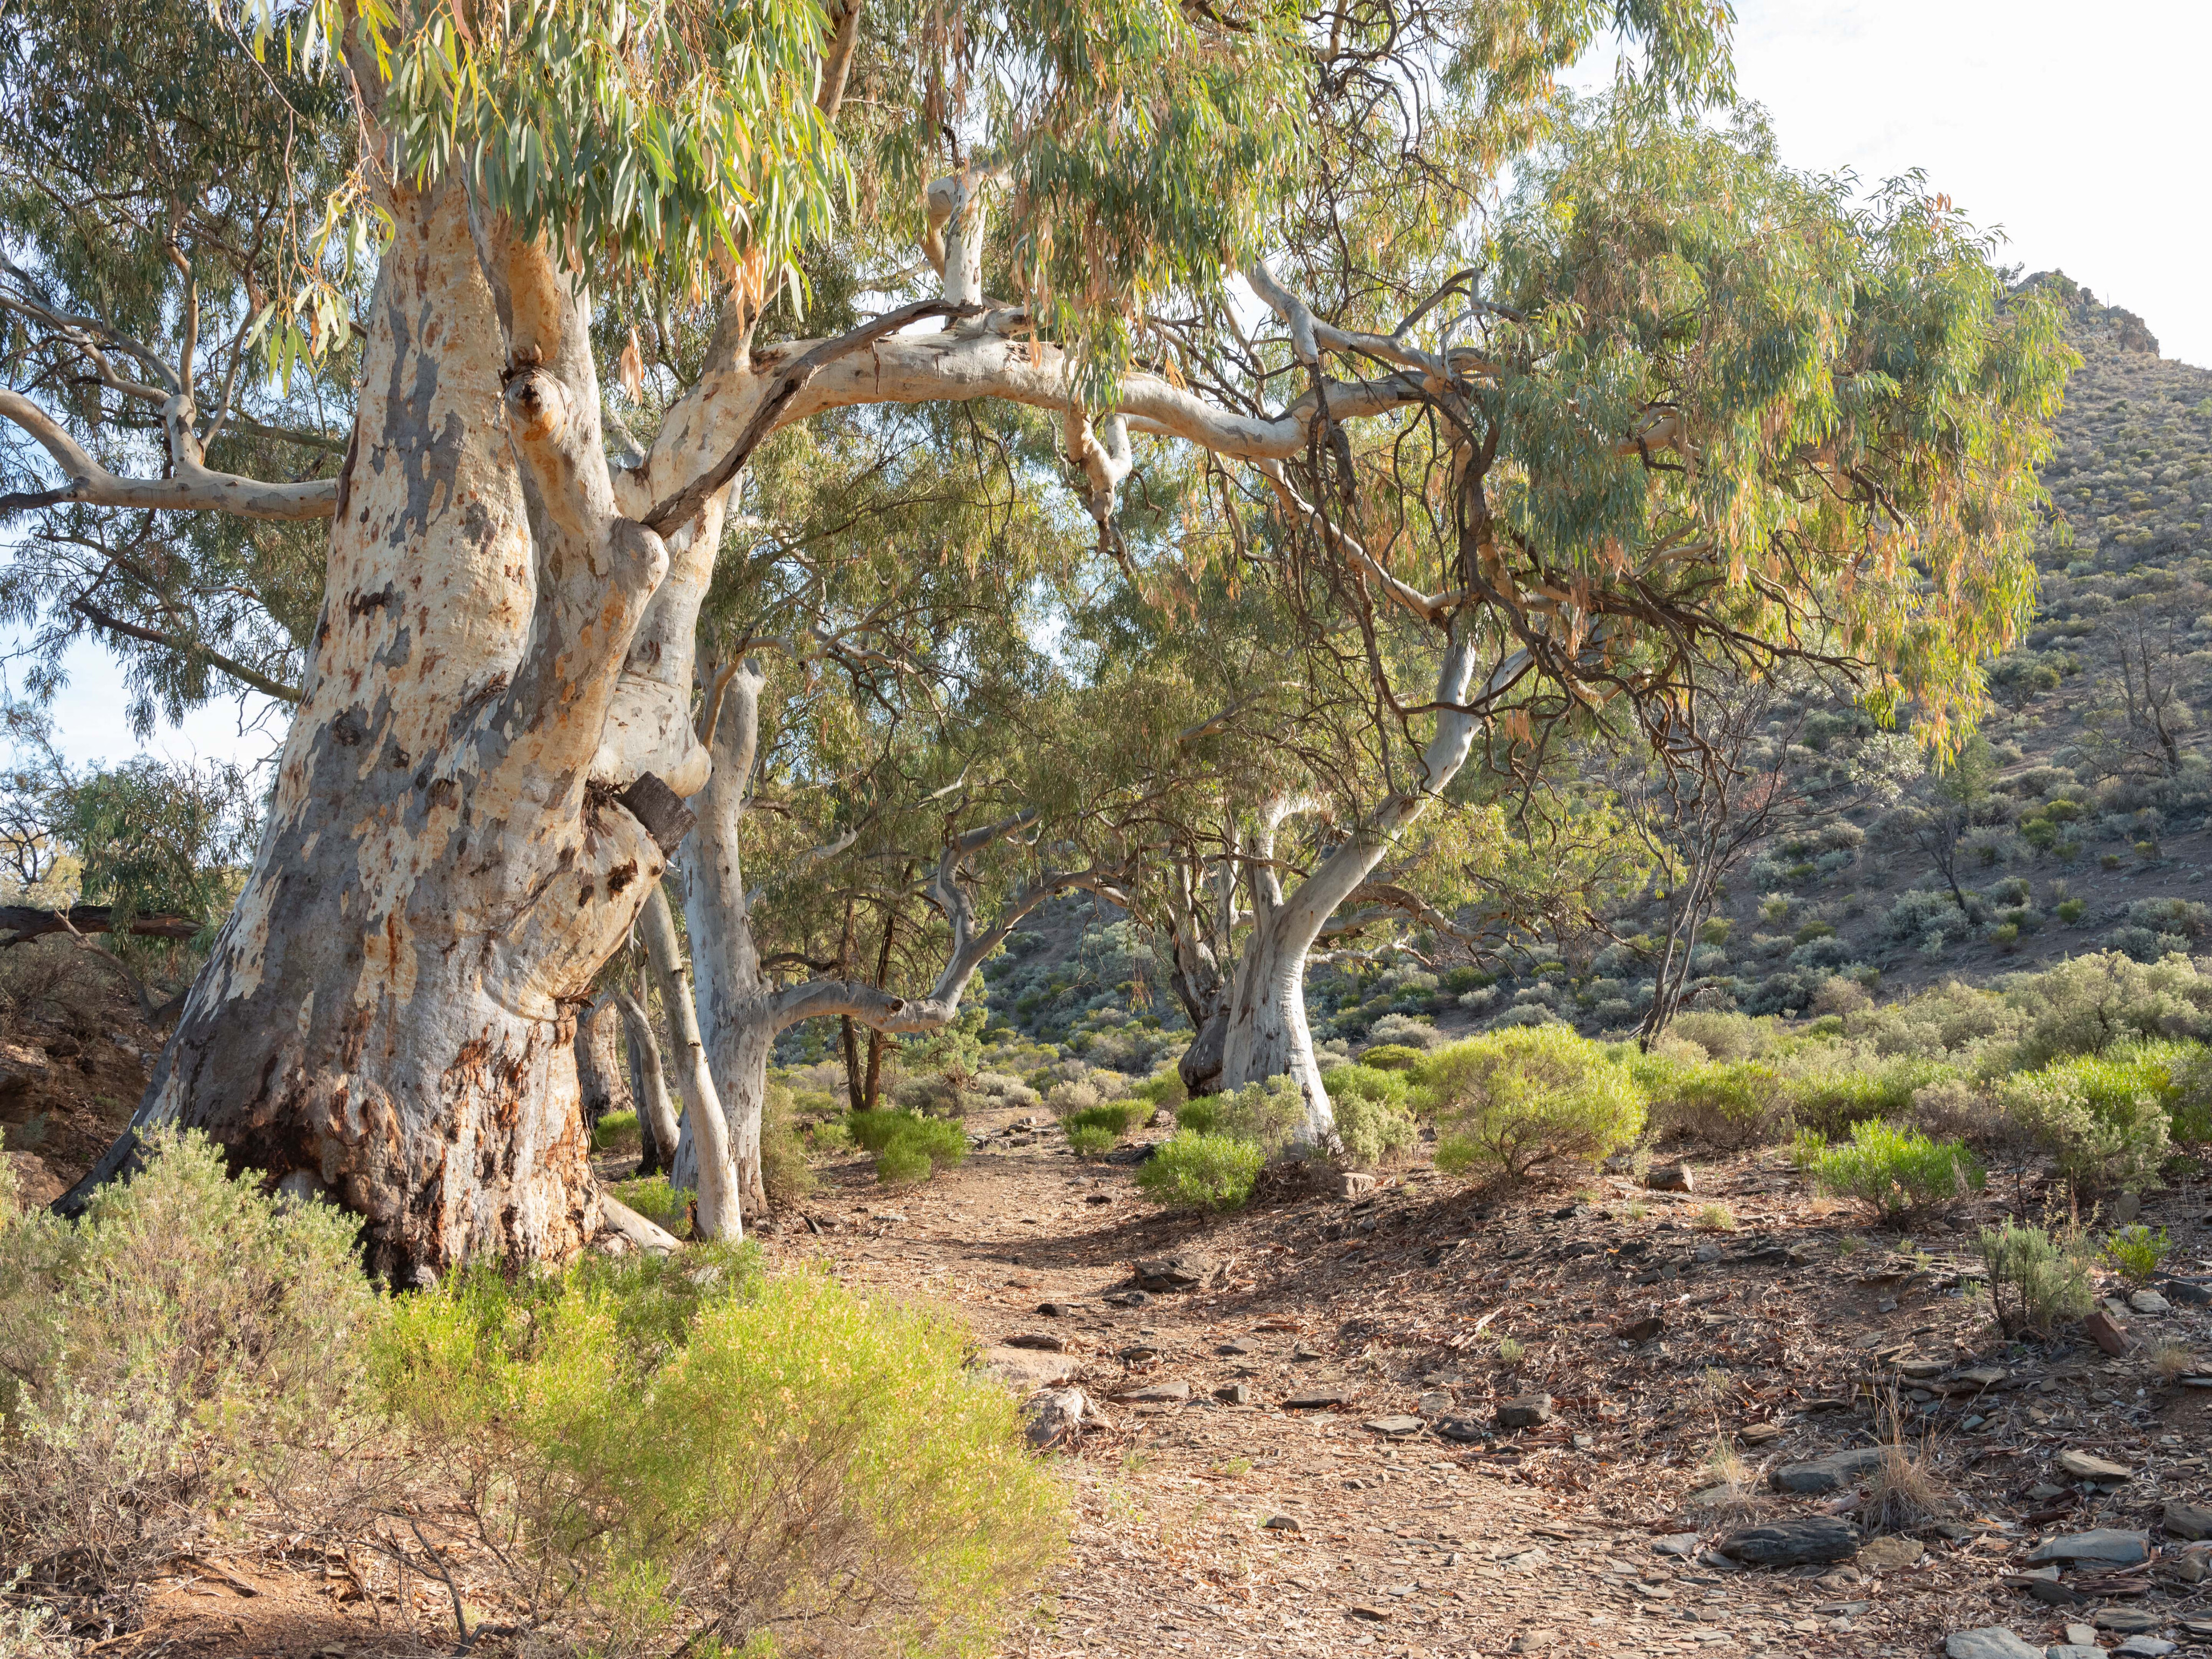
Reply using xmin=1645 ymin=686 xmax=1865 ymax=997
xmin=1216 ymin=636 xmax=1485 ymax=1144
xmin=574 ymin=996 xmax=632 ymax=1131
xmin=56 ymin=179 xmax=695 ymax=1280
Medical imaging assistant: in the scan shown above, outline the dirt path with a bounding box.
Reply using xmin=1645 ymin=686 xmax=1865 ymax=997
xmin=765 ymin=1104 xmax=2212 ymax=1658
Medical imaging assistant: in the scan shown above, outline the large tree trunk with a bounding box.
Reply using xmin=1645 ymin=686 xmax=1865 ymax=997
xmin=574 ymin=997 xmax=632 ymax=1130
xmin=55 ymin=179 xmax=688 ymax=1280
xmin=1216 ymin=636 xmax=1486 ymax=1144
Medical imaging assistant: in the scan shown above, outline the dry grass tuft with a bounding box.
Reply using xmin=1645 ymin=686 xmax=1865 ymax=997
xmin=1859 ymin=1395 xmax=1955 ymax=1534
xmin=2150 ymin=1341 xmax=2198 ymax=1382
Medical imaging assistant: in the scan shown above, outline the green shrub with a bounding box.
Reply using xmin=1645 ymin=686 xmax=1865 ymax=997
xmin=760 ymin=1081 xmax=817 ymax=1205
xmin=1977 ymin=1219 xmax=2095 ymax=1336
xmin=2102 ymin=1224 xmax=2172 ymax=1285
xmin=849 ymin=1110 xmax=968 ymax=1184
xmin=0 ymin=1130 xmax=372 ymax=1594
xmin=1173 ymin=1075 xmax=1304 ymax=1156
xmin=1996 ymin=1047 xmax=2175 ymax=1193
xmin=1355 ymin=1043 xmax=1425 ymax=1073
xmin=1811 ymin=1121 xmax=1984 ymax=1221
xmin=2056 ymin=898 xmax=2087 ymax=925
xmin=1636 ymin=1057 xmax=1788 ymax=1149
xmin=375 ymin=1254 xmax=1069 ymax=1659
xmin=1067 ymin=1124 xmax=1116 ymax=1158
xmin=1135 ymin=1132 xmax=1265 ymax=1211
xmin=1788 ymin=1056 xmax=1955 ymax=1140
xmin=1322 ymin=1062 xmax=1418 ymax=1165
xmin=1067 ymin=1101 xmax=1145 ymax=1139
xmin=1421 ymin=1027 xmax=1646 ymax=1182
xmin=591 ymin=1108 xmax=642 ymax=1154
xmin=1789 ymin=1127 xmax=1827 ymax=1170
xmin=1131 ymin=1071 xmax=1188 ymax=1108
xmin=608 ymin=1175 xmax=693 ymax=1237
xmin=2004 ymin=952 xmax=2212 ymax=1069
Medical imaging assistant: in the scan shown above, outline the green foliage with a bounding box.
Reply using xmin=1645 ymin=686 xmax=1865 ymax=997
xmin=0 ymin=1130 xmax=371 ymax=1590
xmin=56 ymin=757 xmax=261 ymax=937
xmin=759 ymin=1080 xmax=815 ymax=1205
xmin=1790 ymin=1127 xmax=1827 ymax=1170
xmin=1355 ymin=1043 xmax=1425 ymax=1073
xmin=2102 ymin=1224 xmax=2172 ymax=1286
xmin=1321 ymin=1061 xmax=1418 ymax=1165
xmin=606 ymin=1175 xmax=692 ymax=1238
xmin=1134 ymin=1133 xmax=1264 ymax=1212
xmin=1996 ymin=1046 xmax=2176 ymax=1193
xmin=1634 ymin=1056 xmax=1787 ymax=1149
xmin=846 ymin=1111 xmax=967 ymax=1185
xmin=2056 ymin=898 xmax=2088 ymax=924
xmin=1066 ymin=1124 xmax=1116 ymax=1158
xmin=374 ymin=1255 xmax=1069 ymax=1659
xmin=1787 ymin=1056 xmax=1955 ymax=1139
xmin=1172 ymin=1076 xmax=1304 ymax=1157
xmin=1977 ymin=1219 xmax=2096 ymax=1337
xmin=1810 ymin=1121 xmax=1984 ymax=1221
xmin=2004 ymin=952 xmax=2212 ymax=1069
xmin=591 ymin=1108 xmax=642 ymax=1154
xmin=1422 ymin=1027 xmax=1646 ymax=1182
xmin=1066 ymin=1101 xmax=1147 ymax=1139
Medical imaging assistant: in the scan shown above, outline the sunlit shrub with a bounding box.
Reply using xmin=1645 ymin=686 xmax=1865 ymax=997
xmin=1422 ymin=1027 xmax=1645 ymax=1181
xmin=1811 ymin=1121 xmax=1984 ymax=1221
xmin=1135 ymin=1133 xmax=1265 ymax=1211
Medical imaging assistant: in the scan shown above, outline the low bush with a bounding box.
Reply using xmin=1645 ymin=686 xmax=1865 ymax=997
xmin=376 ymin=1253 xmax=1070 ymax=1659
xmin=1066 ymin=1124 xmax=1116 ymax=1158
xmin=1635 ymin=1057 xmax=1788 ymax=1149
xmin=847 ymin=1110 xmax=968 ymax=1184
xmin=1066 ymin=1101 xmax=1147 ymax=1139
xmin=1422 ymin=1027 xmax=1645 ymax=1182
xmin=2004 ymin=952 xmax=2212 ymax=1069
xmin=1354 ymin=1043 xmax=1426 ymax=1073
xmin=1329 ymin=1087 xmax=1418 ymax=1168
xmin=760 ymin=1080 xmax=816 ymax=1205
xmin=1134 ymin=1132 xmax=1265 ymax=1211
xmin=1995 ymin=1047 xmax=2174 ymax=1194
xmin=1811 ymin=1121 xmax=1984 ymax=1222
xmin=1173 ymin=1075 xmax=1304 ymax=1156
xmin=2102 ymin=1224 xmax=2173 ymax=1285
xmin=0 ymin=1130 xmax=370 ymax=1597
xmin=1977 ymin=1219 xmax=2096 ymax=1337
xmin=1787 ymin=1056 xmax=1954 ymax=1140
xmin=591 ymin=1107 xmax=642 ymax=1154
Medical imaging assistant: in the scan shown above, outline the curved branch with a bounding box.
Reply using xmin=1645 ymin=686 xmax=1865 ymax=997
xmin=70 ymin=595 xmax=302 ymax=703
xmin=0 ymin=390 xmax=338 ymax=521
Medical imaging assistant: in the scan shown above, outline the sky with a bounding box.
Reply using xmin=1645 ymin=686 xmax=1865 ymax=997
xmin=23 ymin=0 xmax=2212 ymax=774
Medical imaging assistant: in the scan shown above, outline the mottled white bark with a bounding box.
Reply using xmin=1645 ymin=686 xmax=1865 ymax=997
xmin=638 ymin=882 xmax=741 ymax=1239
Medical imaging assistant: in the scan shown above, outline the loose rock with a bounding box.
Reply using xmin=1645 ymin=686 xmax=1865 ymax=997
xmin=1718 ymin=1518 xmax=1861 ymax=1566
xmin=1023 ymin=1387 xmax=1103 ymax=1450
xmin=1131 ymin=1256 xmax=1207 ymax=1292
xmin=2084 ymin=1309 xmax=2132 ymax=1355
xmin=1645 ymin=1163 xmax=1694 ymax=1192
xmin=1769 ymin=1446 xmax=1886 ymax=1494
xmin=2056 ymin=1450 xmax=2134 ymax=1483
xmin=2163 ymin=1499 xmax=2212 ymax=1540
xmin=1284 ymin=1387 xmax=1352 ymax=1410
xmin=1942 ymin=1630 xmax=2044 ymax=1659
xmin=2026 ymin=1529 xmax=2152 ymax=1567
xmin=1496 ymin=1393 xmax=1554 ymax=1429
xmin=1858 ymin=1535 xmax=1925 ymax=1573
xmin=1115 ymin=1382 xmax=1191 ymax=1404
xmin=2128 ymin=1289 xmax=2171 ymax=1315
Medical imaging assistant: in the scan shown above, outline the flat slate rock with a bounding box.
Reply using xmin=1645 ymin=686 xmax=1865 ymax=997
xmin=976 ymin=1345 xmax=1074 ymax=1388
xmin=2092 ymin=1608 xmax=2164 ymax=1635
xmin=1434 ymin=1415 xmax=1489 ymax=1443
xmin=2113 ymin=1638 xmax=2180 ymax=1658
xmin=2027 ymin=1529 xmax=2152 ymax=1567
xmin=1943 ymin=1630 xmax=2043 ymax=1659
xmin=1719 ymin=1517 xmax=1862 ymax=1566
xmin=1131 ymin=1255 xmax=1209 ymax=1291
xmin=1738 ymin=1421 xmax=1785 ymax=1445
xmin=2056 ymin=1449 xmax=2134 ymax=1482
xmin=1284 ymin=1387 xmax=1353 ymax=1409
xmin=1364 ymin=1415 xmax=1426 ymax=1436
xmin=1003 ymin=1332 xmax=1068 ymax=1351
xmin=1114 ymin=1381 xmax=1191 ymax=1404
xmin=1496 ymin=1393 xmax=1555 ymax=1429
xmin=1858 ymin=1535 xmax=1925 ymax=1573
xmin=1770 ymin=1446 xmax=1886 ymax=1493
xmin=2164 ymin=1499 xmax=2212 ymax=1540
xmin=2129 ymin=1289 xmax=2172 ymax=1314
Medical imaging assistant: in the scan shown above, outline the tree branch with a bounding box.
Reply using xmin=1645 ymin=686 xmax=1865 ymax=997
xmin=69 ymin=595 xmax=303 ymax=703
xmin=0 ymin=390 xmax=338 ymax=521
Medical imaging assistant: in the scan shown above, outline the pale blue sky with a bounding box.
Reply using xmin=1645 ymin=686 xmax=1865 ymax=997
xmin=24 ymin=0 xmax=2209 ymax=773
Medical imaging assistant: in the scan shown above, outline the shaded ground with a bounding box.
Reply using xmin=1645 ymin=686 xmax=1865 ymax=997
xmin=779 ymin=1105 xmax=2212 ymax=1658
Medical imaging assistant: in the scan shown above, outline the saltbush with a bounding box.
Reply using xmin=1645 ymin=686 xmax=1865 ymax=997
xmin=0 ymin=1131 xmax=371 ymax=1595
xmin=376 ymin=1254 xmax=1069 ymax=1659
xmin=847 ymin=1110 xmax=968 ymax=1184
xmin=1635 ymin=1057 xmax=1789 ymax=1149
xmin=2004 ymin=952 xmax=2212 ymax=1069
xmin=1421 ymin=1027 xmax=1646 ymax=1181
xmin=1786 ymin=1056 xmax=1954 ymax=1139
xmin=1066 ymin=1101 xmax=1147 ymax=1140
xmin=1134 ymin=1133 xmax=1265 ymax=1211
xmin=1066 ymin=1124 xmax=1116 ymax=1158
xmin=1810 ymin=1121 xmax=1984 ymax=1221
xmin=1977 ymin=1219 xmax=2095 ymax=1337
xmin=1321 ymin=1063 xmax=1419 ymax=1167
xmin=1995 ymin=1047 xmax=2175 ymax=1193
xmin=1174 ymin=1075 xmax=1304 ymax=1155
xmin=1355 ymin=1043 xmax=1426 ymax=1072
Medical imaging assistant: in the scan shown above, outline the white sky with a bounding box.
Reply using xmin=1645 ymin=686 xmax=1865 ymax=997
xmin=24 ymin=0 xmax=2211 ymax=772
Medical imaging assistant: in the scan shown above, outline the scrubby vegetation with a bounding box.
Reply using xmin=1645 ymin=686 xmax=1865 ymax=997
xmin=0 ymin=1135 xmax=1067 ymax=1654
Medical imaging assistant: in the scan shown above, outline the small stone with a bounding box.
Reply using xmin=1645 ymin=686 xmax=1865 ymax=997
xmin=1217 ymin=1337 xmax=1255 ymax=1355
xmin=1022 ymin=1387 xmax=1101 ymax=1450
xmin=1284 ymin=1387 xmax=1352 ymax=1410
xmin=2129 ymin=1289 xmax=2171 ymax=1316
xmin=1346 ymin=1604 xmax=1392 ymax=1623
xmin=1718 ymin=1517 xmax=1861 ymax=1566
xmin=1435 ymin=1416 xmax=1489 ymax=1442
xmin=1645 ymin=1163 xmax=1695 ymax=1192
xmin=2084 ymin=1309 xmax=2132 ymax=1355
xmin=1416 ymin=1388 xmax=1453 ymax=1415
xmin=1004 ymin=1332 xmax=1068 ymax=1351
xmin=1858 ymin=1535 xmax=1924 ymax=1573
xmin=2113 ymin=1638 xmax=2179 ymax=1658
xmin=1651 ymin=1533 xmax=1701 ymax=1557
xmin=2026 ymin=1529 xmax=2152 ymax=1567
xmin=1216 ymin=1383 xmax=1253 ymax=1406
xmin=1738 ymin=1421 xmax=1784 ymax=1446
xmin=1262 ymin=1514 xmax=1300 ymax=1532
xmin=1118 ymin=1345 xmax=1160 ymax=1363
xmin=2047 ymin=1646 xmax=2107 ymax=1659
xmin=1614 ymin=1311 xmax=1665 ymax=1342
xmin=1769 ymin=1446 xmax=1886 ymax=1494
xmin=2091 ymin=1609 xmax=2163 ymax=1636
xmin=1694 ymin=1242 xmax=1722 ymax=1263
xmin=1084 ymin=1192 xmax=1111 ymax=1205
xmin=1114 ymin=1382 xmax=1191 ymax=1404
xmin=1131 ymin=1255 xmax=1208 ymax=1292
xmin=2055 ymin=1449 xmax=2134 ymax=1483
xmin=1103 ymin=1290 xmax=1149 ymax=1308
xmin=1035 ymin=1301 xmax=1080 ymax=1318
xmin=2064 ymin=1624 xmax=2099 ymax=1648
xmin=2161 ymin=1278 xmax=2212 ymax=1307
xmin=1364 ymin=1414 xmax=1426 ymax=1436
xmin=1496 ymin=1393 xmax=1555 ymax=1429
xmin=1943 ymin=1630 xmax=2044 ymax=1659
xmin=2164 ymin=1499 xmax=2212 ymax=1540
xmin=1340 ymin=1171 xmax=1378 ymax=1201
